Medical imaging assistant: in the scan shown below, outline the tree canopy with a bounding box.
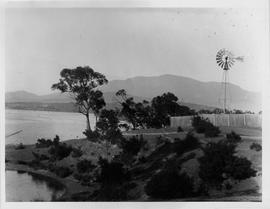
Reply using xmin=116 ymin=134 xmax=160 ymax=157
xmin=52 ymin=66 xmax=108 ymax=130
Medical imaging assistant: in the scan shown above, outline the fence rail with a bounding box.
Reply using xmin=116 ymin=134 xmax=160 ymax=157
xmin=170 ymin=114 xmax=262 ymax=128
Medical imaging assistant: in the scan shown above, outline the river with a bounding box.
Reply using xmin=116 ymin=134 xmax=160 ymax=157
xmin=5 ymin=109 xmax=96 ymax=145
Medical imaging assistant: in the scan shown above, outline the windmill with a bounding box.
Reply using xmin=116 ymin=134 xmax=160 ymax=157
xmin=216 ymin=49 xmax=244 ymax=113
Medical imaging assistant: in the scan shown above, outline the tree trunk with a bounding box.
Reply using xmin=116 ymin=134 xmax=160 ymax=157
xmin=86 ymin=114 xmax=91 ymax=131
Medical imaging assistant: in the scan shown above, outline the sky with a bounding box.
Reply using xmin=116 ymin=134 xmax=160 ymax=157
xmin=5 ymin=7 xmax=267 ymax=95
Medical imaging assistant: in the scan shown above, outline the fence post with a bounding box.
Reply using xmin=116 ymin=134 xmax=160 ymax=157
xmin=243 ymin=114 xmax=246 ymax=127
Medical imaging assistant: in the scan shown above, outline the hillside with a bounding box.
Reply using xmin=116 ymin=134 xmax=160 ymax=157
xmin=100 ymin=74 xmax=261 ymax=111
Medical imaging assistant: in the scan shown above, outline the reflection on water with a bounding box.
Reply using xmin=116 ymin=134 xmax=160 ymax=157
xmin=6 ymin=170 xmax=65 ymax=202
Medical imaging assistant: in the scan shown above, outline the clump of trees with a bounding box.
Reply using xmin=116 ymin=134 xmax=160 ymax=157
xmin=116 ymin=90 xmax=195 ymax=129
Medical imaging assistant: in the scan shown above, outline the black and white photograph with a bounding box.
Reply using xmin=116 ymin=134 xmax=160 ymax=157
xmin=1 ymin=0 xmax=269 ymax=206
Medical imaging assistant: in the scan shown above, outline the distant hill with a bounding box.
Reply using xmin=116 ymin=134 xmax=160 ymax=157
xmin=5 ymin=74 xmax=261 ymax=112
xmin=100 ymin=74 xmax=261 ymax=111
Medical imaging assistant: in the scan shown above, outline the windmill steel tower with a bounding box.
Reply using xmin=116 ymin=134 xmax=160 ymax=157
xmin=216 ymin=49 xmax=243 ymax=113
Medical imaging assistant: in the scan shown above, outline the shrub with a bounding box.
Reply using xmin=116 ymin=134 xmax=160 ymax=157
xmin=48 ymin=142 xmax=73 ymax=161
xmin=83 ymin=129 xmax=100 ymax=142
xmin=145 ymin=167 xmax=194 ymax=199
xmin=177 ymin=126 xmax=183 ymax=132
xmin=15 ymin=143 xmax=25 ymax=150
xmin=73 ymin=172 xmax=94 ymax=186
xmin=76 ymin=159 xmax=96 ymax=173
xmin=192 ymin=116 xmax=220 ymax=137
xmin=226 ymin=131 xmax=242 ymax=144
xmin=199 ymin=140 xmax=257 ymax=189
xmin=32 ymin=151 xmax=50 ymax=161
xmin=36 ymin=138 xmax=53 ymax=148
xmin=71 ymin=147 xmax=83 ymax=158
xmin=97 ymin=158 xmax=130 ymax=185
xmin=174 ymin=133 xmax=200 ymax=156
xmin=204 ymin=126 xmax=220 ymax=137
xmin=120 ymin=135 xmax=147 ymax=156
xmin=250 ymin=142 xmax=262 ymax=151
xmin=53 ymin=166 xmax=73 ymax=178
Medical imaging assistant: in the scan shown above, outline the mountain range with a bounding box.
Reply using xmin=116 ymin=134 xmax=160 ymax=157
xmin=5 ymin=74 xmax=261 ymax=112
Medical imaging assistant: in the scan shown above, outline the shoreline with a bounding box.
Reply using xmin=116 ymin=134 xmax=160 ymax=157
xmin=5 ymin=162 xmax=92 ymax=201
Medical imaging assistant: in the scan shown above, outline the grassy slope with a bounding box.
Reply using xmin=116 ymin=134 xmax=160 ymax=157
xmin=5 ymin=126 xmax=262 ymax=201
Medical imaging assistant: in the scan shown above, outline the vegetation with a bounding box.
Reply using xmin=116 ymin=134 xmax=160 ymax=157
xmin=192 ymin=116 xmax=220 ymax=137
xmin=52 ymin=166 xmax=73 ymax=178
xmin=177 ymin=126 xmax=183 ymax=132
xmin=48 ymin=140 xmax=73 ymax=161
xmin=145 ymin=162 xmax=194 ymax=199
xmin=116 ymin=90 xmax=195 ymax=129
xmin=174 ymin=133 xmax=200 ymax=156
xmin=15 ymin=143 xmax=25 ymax=150
xmin=120 ymin=135 xmax=146 ymax=156
xmin=199 ymin=138 xmax=257 ymax=190
xmin=52 ymin=66 xmax=108 ymax=131
xmin=97 ymin=157 xmax=130 ymax=185
xmin=76 ymin=159 xmax=96 ymax=173
xmin=226 ymin=131 xmax=242 ymax=144
xmin=35 ymin=135 xmax=60 ymax=148
xmin=250 ymin=142 xmax=262 ymax=151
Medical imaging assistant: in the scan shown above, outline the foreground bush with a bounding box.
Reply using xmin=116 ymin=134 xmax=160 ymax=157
xmin=97 ymin=158 xmax=130 ymax=185
xmin=145 ymin=165 xmax=194 ymax=199
xmin=250 ymin=142 xmax=262 ymax=151
xmin=174 ymin=133 xmax=200 ymax=156
xmin=199 ymin=140 xmax=257 ymax=190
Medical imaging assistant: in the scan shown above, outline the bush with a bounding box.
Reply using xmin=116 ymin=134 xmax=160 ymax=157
xmin=76 ymin=159 xmax=96 ymax=173
xmin=83 ymin=129 xmax=100 ymax=142
xmin=32 ymin=151 xmax=50 ymax=161
xmin=192 ymin=116 xmax=220 ymax=137
xmin=53 ymin=166 xmax=73 ymax=178
xmin=48 ymin=142 xmax=73 ymax=161
xmin=15 ymin=143 xmax=25 ymax=150
xmin=73 ymin=172 xmax=94 ymax=186
xmin=71 ymin=147 xmax=83 ymax=158
xmin=199 ymin=140 xmax=257 ymax=189
xmin=120 ymin=135 xmax=147 ymax=156
xmin=226 ymin=131 xmax=242 ymax=144
xmin=177 ymin=126 xmax=183 ymax=132
xmin=250 ymin=143 xmax=262 ymax=151
xmin=97 ymin=158 xmax=130 ymax=185
xmin=204 ymin=126 xmax=220 ymax=137
xmin=36 ymin=138 xmax=53 ymax=148
xmin=145 ymin=166 xmax=194 ymax=199
xmin=174 ymin=133 xmax=200 ymax=156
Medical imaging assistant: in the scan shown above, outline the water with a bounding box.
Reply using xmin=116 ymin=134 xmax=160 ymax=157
xmin=5 ymin=109 xmax=96 ymax=145
xmin=6 ymin=170 xmax=65 ymax=201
